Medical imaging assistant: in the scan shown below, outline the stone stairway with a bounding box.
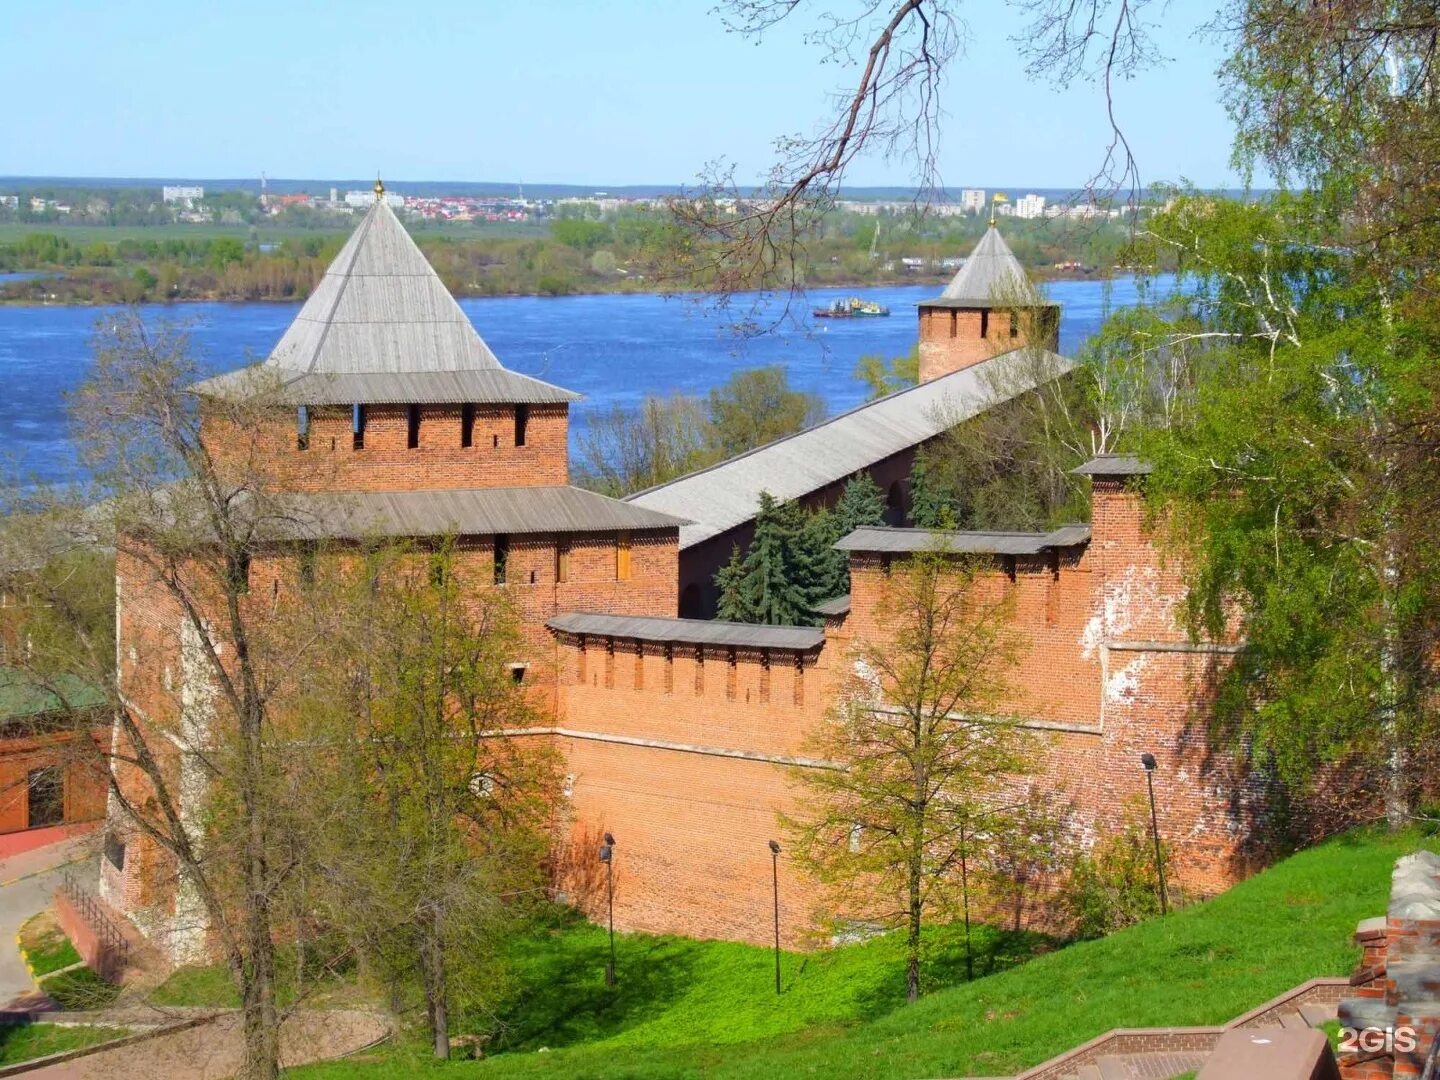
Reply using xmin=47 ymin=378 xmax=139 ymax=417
xmin=1072 ymin=1050 xmax=1210 ymax=1078
xmin=1033 ymin=993 xmax=1341 ymax=1080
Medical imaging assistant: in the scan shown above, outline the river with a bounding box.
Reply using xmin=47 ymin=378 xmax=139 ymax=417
xmin=0 ymin=277 xmax=1158 ymax=486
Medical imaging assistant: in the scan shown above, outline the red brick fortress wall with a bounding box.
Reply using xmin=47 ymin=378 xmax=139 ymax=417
xmin=550 ymin=473 xmax=1259 ymax=948
xmin=550 ymin=633 xmax=830 ymax=947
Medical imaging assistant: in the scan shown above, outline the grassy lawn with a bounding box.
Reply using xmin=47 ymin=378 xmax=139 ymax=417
xmin=287 ymin=826 xmax=1434 ymax=1079
xmin=149 ymin=944 xmax=368 ymax=1011
xmin=39 ymin=967 xmax=122 ymax=1011
xmin=0 ymin=1022 xmax=130 ymax=1065
xmin=17 ymin=913 xmax=82 ymax=977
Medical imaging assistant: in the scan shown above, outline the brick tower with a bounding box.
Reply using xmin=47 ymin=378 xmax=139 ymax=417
xmin=104 ymin=182 xmax=686 ymax=959
xmin=194 ymin=179 xmax=581 ymax=491
xmin=916 ymin=224 xmax=1060 ymax=383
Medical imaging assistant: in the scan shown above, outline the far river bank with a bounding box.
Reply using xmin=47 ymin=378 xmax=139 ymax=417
xmin=0 ymin=265 xmax=1123 ymax=306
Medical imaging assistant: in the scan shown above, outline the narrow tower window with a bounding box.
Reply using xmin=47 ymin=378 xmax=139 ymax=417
xmin=407 ymin=404 xmax=421 ymax=449
xmin=296 ymin=406 xmax=310 ymax=450
xmin=461 ymin=403 xmax=475 ymax=448
xmin=616 ymin=533 xmax=632 ymax=581
xmin=493 ymin=535 xmax=510 ymax=585
xmin=979 ymin=309 xmax=990 ymax=338
xmin=555 ymin=540 xmax=571 ymax=584
xmin=298 ymin=542 xmax=317 ymax=590
xmin=514 ymin=404 xmax=529 ymax=447
xmin=352 ymin=404 xmax=366 ymax=450
xmin=1010 ymin=311 xmax=1020 ymax=339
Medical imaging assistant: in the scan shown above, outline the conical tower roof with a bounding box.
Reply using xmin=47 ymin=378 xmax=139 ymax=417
xmin=197 ymin=197 xmax=577 ymax=405
xmin=925 ymin=225 xmax=1034 ymax=308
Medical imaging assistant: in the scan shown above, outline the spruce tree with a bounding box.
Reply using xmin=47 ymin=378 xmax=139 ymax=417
xmin=714 ymin=493 xmax=814 ymax=625
xmin=832 ymin=473 xmax=887 ymax=537
xmin=823 ymin=474 xmax=888 ymax=596
xmin=715 ymin=545 xmax=748 ymax=622
xmin=908 ymin=455 xmax=958 ymax=529
xmin=796 ymin=506 xmax=844 ymax=606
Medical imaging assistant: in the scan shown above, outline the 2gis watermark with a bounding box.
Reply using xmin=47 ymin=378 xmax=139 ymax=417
xmin=1338 ymin=1025 xmax=1420 ymax=1055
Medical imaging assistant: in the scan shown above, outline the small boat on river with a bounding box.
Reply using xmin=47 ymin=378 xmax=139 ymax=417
xmin=813 ymin=296 xmax=890 ymax=318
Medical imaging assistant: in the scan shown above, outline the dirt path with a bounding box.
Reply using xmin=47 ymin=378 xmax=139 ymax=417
xmin=21 ymin=1008 xmax=390 ymax=1079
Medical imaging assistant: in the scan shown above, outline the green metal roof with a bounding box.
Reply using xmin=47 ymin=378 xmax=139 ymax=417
xmin=0 ymin=667 xmax=106 ymax=723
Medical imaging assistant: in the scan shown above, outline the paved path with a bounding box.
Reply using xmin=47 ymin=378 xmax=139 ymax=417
xmin=21 ymin=1009 xmax=391 ymax=1079
xmin=0 ymin=836 xmax=96 ymax=1011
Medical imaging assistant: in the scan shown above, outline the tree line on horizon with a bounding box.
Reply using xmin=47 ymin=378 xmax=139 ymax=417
xmin=0 ymin=202 xmax=1138 ymax=306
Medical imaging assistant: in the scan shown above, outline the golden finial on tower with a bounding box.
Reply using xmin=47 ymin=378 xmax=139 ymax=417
xmin=374 ymin=175 xmax=385 ymax=201
xmin=990 ymin=191 xmax=1009 ymax=227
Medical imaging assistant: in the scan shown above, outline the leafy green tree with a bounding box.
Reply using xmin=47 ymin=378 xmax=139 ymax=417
xmin=706 ymin=366 xmax=825 ymax=459
xmin=550 ymin=217 xmax=612 ymax=253
xmin=572 ymin=393 xmax=711 ymax=497
xmin=208 ymin=236 xmax=245 ymax=269
xmin=909 ymin=351 xmax=1096 ymax=532
xmin=854 ymin=347 xmax=918 ymax=401
xmin=1126 ymin=192 xmax=1440 ymax=826
xmin=787 ymin=542 xmax=1030 ymax=1001
xmin=303 ymin=541 xmax=560 ymax=1059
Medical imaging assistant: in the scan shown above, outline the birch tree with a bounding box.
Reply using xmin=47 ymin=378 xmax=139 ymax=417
xmin=787 ymin=542 xmax=1032 ymax=1001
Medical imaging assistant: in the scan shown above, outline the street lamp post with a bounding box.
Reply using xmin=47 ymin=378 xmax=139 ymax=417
xmin=1139 ymin=753 xmax=1168 ymax=915
xmin=768 ymin=840 xmax=782 ymax=994
xmin=598 ymin=832 xmax=617 ymax=986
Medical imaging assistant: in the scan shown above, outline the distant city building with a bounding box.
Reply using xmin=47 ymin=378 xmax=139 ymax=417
xmin=162 ymin=185 xmax=204 ymax=205
xmin=961 ymin=188 xmax=985 ymax=214
xmin=0 ymin=195 xmax=17 ymax=210
xmin=1014 ymin=193 xmax=1047 ymax=220
xmin=345 ymin=189 xmax=403 ymax=209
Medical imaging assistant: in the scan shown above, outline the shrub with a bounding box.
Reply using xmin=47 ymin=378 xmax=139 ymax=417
xmin=1060 ymin=804 xmax=1171 ymax=939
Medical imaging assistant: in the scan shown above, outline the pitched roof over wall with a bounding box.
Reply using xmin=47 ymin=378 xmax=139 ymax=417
xmin=835 ymin=524 xmax=1091 ymax=555
xmin=266 ymin=486 xmax=688 ymax=541
xmin=196 ymin=198 xmax=578 ymax=405
xmin=626 ymin=346 xmax=1073 ymax=550
xmin=1073 ymin=454 xmax=1152 ymax=476
xmin=922 ymin=225 xmax=1039 ymax=309
xmin=548 ymin=612 xmax=825 ymax=651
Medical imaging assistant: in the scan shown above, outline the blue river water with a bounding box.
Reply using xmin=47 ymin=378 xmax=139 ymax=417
xmin=0 ymin=277 xmax=1156 ymax=486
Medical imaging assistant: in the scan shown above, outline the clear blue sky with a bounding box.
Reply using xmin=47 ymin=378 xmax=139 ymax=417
xmin=1 ymin=0 xmax=1244 ymax=190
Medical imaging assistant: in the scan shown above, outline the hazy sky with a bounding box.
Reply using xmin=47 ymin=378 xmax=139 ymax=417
xmin=3 ymin=0 xmax=1244 ymax=189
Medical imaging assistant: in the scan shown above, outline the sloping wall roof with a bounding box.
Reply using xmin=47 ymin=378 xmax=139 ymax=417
xmin=626 ymin=346 xmax=1073 ymax=551
xmin=548 ymin=612 xmax=824 ymax=651
xmin=1073 ymin=454 xmax=1152 ymax=476
xmin=268 ymin=486 xmax=688 ymax=540
xmin=834 ymin=524 xmax=1091 ymax=555
xmin=196 ymin=199 xmax=577 ymax=404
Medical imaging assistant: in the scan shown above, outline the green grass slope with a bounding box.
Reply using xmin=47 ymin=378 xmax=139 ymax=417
xmin=293 ymin=826 xmax=1431 ymax=1079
